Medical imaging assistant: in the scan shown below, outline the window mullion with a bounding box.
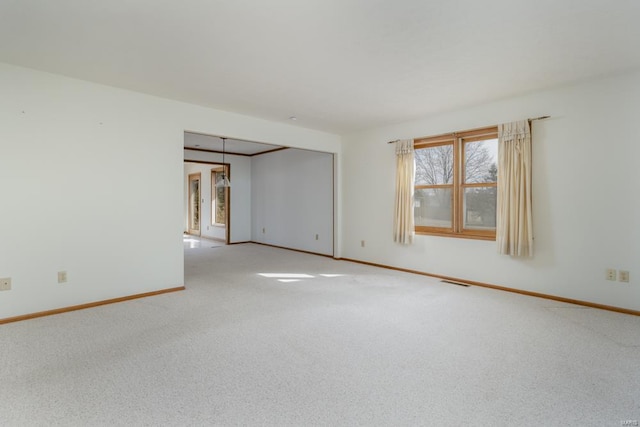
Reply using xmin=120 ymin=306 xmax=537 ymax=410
xmin=453 ymin=137 xmax=461 ymax=233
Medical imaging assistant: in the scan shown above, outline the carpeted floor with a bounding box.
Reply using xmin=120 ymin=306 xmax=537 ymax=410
xmin=1 ymin=239 xmax=639 ymax=426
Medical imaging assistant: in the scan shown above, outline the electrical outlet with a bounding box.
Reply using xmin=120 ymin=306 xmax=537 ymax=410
xmin=606 ymin=268 xmax=617 ymax=281
xmin=58 ymin=271 xmax=67 ymax=283
xmin=0 ymin=277 xmax=11 ymax=291
xmin=619 ymin=270 xmax=630 ymax=283
xmin=361 ymin=240 xmax=365 ymax=248
xmin=315 ymin=234 xmax=319 ymax=240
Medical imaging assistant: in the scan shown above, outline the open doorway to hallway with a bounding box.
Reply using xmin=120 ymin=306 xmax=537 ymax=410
xmin=183 ymin=131 xmax=335 ymax=256
xmin=183 ymin=131 xmax=286 ymax=247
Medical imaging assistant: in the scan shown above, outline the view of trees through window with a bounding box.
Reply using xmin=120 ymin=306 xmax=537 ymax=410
xmin=215 ymin=183 xmax=226 ymax=224
xmin=212 ymin=169 xmax=227 ymax=226
xmin=415 ymin=144 xmax=454 ymax=228
xmin=462 ymin=139 xmax=497 ymax=230
xmin=414 ymin=128 xmax=498 ymax=238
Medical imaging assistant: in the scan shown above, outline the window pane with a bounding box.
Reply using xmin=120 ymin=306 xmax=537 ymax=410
xmin=415 ymin=144 xmax=454 ymax=185
xmin=415 ymin=188 xmax=452 ymax=228
xmin=464 ymin=138 xmax=497 ymax=183
xmin=463 ymin=187 xmax=496 ymax=230
xmin=215 ymin=185 xmax=226 ymax=224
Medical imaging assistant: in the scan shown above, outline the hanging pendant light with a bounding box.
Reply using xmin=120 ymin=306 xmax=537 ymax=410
xmin=216 ymin=137 xmax=231 ymax=188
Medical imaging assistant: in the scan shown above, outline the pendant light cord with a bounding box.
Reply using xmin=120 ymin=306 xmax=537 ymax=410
xmin=222 ymin=137 xmax=226 ymax=167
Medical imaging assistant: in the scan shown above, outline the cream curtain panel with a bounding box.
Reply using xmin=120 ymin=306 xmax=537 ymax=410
xmin=393 ymin=139 xmax=415 ymax=245
xmin=497 ymin=120 xmax=533 ymax=256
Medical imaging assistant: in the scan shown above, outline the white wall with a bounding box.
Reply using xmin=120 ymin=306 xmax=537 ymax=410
xmin=252 ymin=149 xmax=334 ymax=256
xmin=342 ymin=71 xmax=640 ymax=311
xmin=183 ymin=152 xmax=252 ymax=243
xmin=7 ymin=59 xmax=637 ymax=316
xmin=0 ymin=62 xmax=340 ymax=319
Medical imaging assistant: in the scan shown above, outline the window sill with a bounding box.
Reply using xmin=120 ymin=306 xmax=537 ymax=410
xmin=415 ymin=230 xmax=496 ymax=241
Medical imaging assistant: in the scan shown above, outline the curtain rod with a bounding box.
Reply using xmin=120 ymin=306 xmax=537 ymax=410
xmin=386 ymin=116 xmax=550 ymax=144
xmin=529 ymin=115 xmax=550 ymax=122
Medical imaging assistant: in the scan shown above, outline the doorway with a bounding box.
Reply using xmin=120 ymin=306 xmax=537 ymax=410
xmin=188 ymin=172 xmax=201 ymax=236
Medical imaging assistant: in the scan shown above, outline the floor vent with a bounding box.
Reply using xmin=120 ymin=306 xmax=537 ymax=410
xmin=440 ymin=280 xmax=470 ymax=287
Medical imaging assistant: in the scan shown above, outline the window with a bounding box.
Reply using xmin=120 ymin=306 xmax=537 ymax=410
xmin=211 ymin=168 xmax=227 ymax=226
xmin=414 ymin=126 xmax=498 ymax=240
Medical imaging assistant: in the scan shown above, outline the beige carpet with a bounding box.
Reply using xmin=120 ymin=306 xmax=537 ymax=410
xmin=1 ymin=239 xmax=639 ymax=426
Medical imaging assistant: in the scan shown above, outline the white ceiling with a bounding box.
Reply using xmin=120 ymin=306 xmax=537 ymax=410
xmin=1 ymin=1 xmax=639 ymax=134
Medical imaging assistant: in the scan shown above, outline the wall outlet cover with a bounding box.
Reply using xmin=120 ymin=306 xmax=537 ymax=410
xmin=0 ymin=277 xmax=11 ymax=291
xmin=606 ymin=269 xmax=617 ymax=281
xmin=58 ymin=271 xmax=68 ymax=283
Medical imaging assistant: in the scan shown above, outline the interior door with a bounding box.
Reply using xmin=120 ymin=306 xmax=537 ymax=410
xmin=188 ymin=173 xmax=201 ymax=236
